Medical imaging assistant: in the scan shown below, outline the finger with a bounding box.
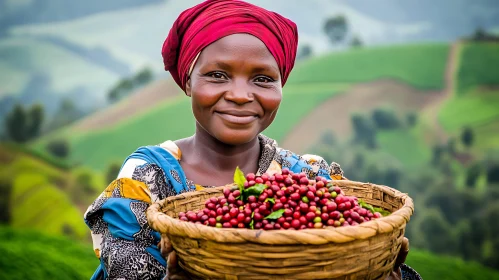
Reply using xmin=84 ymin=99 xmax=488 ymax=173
xmin=161 ymin=236 xmax=173 ymax=258
xmin=394 ymin=237 xmax=409 ymax=270
xmin=167 ymin=251 xmax=179 ymax=275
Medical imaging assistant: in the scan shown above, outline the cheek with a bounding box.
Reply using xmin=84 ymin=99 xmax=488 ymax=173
xmin=259 ymin=91 xmax=282 ymax=114
xmin=191 ymin=83 xmax=223 ymax=110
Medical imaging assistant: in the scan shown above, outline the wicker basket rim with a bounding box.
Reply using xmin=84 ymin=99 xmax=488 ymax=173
xmin=147 ymin=180 xmax=414 ymax=245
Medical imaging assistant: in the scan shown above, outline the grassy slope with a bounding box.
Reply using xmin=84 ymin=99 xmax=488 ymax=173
xmin=286 ymin=44 xmax=449 ymax=89
xmin=438 ymin=43 xmax=499 ymax=154
xmin=377 ymin=129 xmax=432 ymax=169
xmin=456 ymin=43 xmax=499 ymax=95
xmin=0 ymin=146 xmax=89 ymax=239
xmin=406 ymin=250 xmax=499 ymax=280
xmin=0 ymin=37 xmax=118 ymax=97
xmin=0 ymin=225 xmax=497 ymax=280
xmin=0 ymin=226 xmax=98 ymax=280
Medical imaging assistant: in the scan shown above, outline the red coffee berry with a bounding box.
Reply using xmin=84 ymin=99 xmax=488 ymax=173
xmin=246 ymin=173 xmax=256 ymax=181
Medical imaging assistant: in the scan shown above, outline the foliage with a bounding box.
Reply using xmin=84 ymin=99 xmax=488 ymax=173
xmin=46 ymin=139 xmax=70 ymax=159
xmin=5 ymin=103 xmax=44 ymax=143
xmin=461 ymin=126 xmax=474 ymax=148
xmin=106 ymin=162 xmax=122 ymax=183
xmin=406 ymin=112 xmax=417 ymax=127
xmin=296 ymin=44 xmax=313 ymax=60
xmin=323 ymin=15 xmax=348 ymax=44
xmin=108 ymin=67 xmax=154 ymax=103
xmin=371 ymin=108 xmax=400 ymax=130
xmin=350 ymin=35 xmax=363 ymax=48
xmin=0 ymin=179 xmax=11 ymax=224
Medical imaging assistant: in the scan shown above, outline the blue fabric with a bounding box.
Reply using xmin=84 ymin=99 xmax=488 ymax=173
xmin=101 ymin=198 xmax=143 ymax=241
xmin=122 ymin=145 xmax=192 ymax=194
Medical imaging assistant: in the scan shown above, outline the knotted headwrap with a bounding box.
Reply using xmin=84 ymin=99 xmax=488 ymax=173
xmin=162 ymin=0 xmax=298 ymax=92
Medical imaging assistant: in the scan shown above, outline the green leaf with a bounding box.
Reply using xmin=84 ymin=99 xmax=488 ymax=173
xmin=234 ymin=166 xmax=246 ymax=193
xmin=264 ymin=209 xmax=285 ymax=220
xmin=265 ymin=198 xmax=275 ymax=204
xmin=373 ymin=207 xmax=391 ymax=217
xmin=358 ymin=199 xmax=391 ymax=216
xmin=243 ymin=184 xmax=267 ymax=201
xmin=358 ymin=199 xmax=376 ymax=213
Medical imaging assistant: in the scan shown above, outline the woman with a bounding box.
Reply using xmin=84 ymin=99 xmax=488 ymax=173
xmin=84 ymin=0 xmax=421 ymax=279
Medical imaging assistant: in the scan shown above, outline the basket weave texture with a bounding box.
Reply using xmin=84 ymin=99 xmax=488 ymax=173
xmin=147 ymin=180 xmax=414 ymax=279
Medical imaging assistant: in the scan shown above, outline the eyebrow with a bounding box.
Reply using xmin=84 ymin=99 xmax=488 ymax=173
xmin=209 ymin=61 xmax=279 ymax=75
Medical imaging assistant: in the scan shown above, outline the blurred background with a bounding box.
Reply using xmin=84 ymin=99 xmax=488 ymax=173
xmin=1 ymin=0 xmax=498 ymax=279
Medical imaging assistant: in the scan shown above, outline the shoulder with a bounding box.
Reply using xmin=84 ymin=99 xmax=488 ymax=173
xmin=259 ymin=134 xmax=345 ymax=180
xmin=117 ymin=140 xmax=181 ymax=180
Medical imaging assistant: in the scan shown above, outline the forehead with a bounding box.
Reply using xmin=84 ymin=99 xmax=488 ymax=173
xmin=196 ymin=33 xmax=279 ymax=70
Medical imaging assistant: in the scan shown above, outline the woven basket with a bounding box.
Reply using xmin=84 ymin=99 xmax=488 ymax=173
xmin=147 ymin=180 xmax=414 ymax=279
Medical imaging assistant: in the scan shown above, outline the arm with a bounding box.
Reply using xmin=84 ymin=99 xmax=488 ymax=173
xmin=84 ymin=160 xmax=173 ymax=279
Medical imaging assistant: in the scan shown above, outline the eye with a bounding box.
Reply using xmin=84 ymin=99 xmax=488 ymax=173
xmin=207 ymin=71 xmax=228 ymax=80
xmin=254 ymin=76 xmax=274 ymax=83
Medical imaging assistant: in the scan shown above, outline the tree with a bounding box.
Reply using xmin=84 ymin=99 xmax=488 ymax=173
xmin=487 ymin=163 xmax=499 ymax=184
xmin=106 ymin=162 xmax=122 ymax=183
xmin=26 ymin=103 xmax=44 ymax=139
xmin=406 ymin=112 xmax=417 ymax=127
xmin=134 ymin=67 xmax=153 ymax=86
xmin=371 ymin=108 xmax=400 ymax=130
xmin=46 ymin=139 xmax=70 ymax=159
xmin=465 ymin=162 xmax=482 ymax=188
xmin=0 ymin=179 xmax=11 ymax=223
xmin=420 ymin=209 xmax=457 ymax=254
xmin=320 ymin=131 xmax=335 ymax=147
xmin=5 ymin=104 xmax=28 ymax=142
xmin=350 ymin=35 xmax=362 ymax=48
xmin=5 ymin=103 xmax=44 ymax=143
xmin=461 ymin=126 xmax=474 ymax=148
xmin=323 ymin=15 xmax=348 ymax=44
xmin=351 ymin=114 xmax=377 ymax=149
xmin=296 ymin=44 xmax=313 ymax=60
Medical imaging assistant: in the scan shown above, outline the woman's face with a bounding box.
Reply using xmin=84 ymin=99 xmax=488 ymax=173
xmin=186 ymin=33 xmax=282 ymax=145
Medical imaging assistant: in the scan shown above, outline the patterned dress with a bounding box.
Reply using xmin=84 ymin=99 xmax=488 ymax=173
xmin=84 ymin=134 xmax=421 ymax=279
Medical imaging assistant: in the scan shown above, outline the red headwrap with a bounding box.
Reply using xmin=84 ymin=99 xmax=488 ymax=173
xmin=162 ymin=0 xmax=298 ymax=92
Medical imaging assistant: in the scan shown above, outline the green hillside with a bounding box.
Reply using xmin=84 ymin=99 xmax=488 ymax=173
xmin=406 ymin=249 xmax=499 ymax=280
xmin=287 ymin=44 xmax=449 ymax=89
xmin=0 ymin=225 xmax=498 ymax=280
xmin=0 ymin=37 xmax=118 ymax=97
xmin=0 ymin=145 xmax=100 ymax=240
xmin=456 ymin=43 xmax=499 ymax=95
xmin=438 ymin=42 xmax=499 ymax=155
xmin=0 ymin=226 xmax=98 ymax=280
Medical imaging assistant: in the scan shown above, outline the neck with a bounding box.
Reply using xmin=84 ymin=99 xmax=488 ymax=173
xmin=185 ymin=124 xmax=261 ymax=174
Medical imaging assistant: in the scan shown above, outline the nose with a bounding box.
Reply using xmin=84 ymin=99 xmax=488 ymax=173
xmin=224 ymin=78 xmax=254 ymax=105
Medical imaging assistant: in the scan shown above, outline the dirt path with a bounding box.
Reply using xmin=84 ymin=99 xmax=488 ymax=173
xmin=281 ymin=42 xmax=460 ymax=154
xmin=423 ymin=42 xmax=461 ymax=143
xmin=72 ymin=77 xmax=182 ymax=132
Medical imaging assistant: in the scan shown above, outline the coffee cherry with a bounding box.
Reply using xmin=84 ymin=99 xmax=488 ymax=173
xmin=246 ymin=173 xmax=256 ymax=181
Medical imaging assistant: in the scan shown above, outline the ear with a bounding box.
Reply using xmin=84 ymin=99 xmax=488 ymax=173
xmin=185 ymin=77 xmax=192 ymax=97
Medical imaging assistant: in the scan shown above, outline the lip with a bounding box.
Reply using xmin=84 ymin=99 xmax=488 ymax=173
xmin=215 ymin=111 xmax=258 ymax=125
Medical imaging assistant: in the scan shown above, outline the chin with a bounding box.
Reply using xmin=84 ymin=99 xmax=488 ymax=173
xmin=213 ymin=129 xmax=259 ymax=146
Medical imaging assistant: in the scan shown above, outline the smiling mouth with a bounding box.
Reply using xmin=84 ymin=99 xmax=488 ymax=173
xmin=215 ymin=112 xmax=258 ymax=125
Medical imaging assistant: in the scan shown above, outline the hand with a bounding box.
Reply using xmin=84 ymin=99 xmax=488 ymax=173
xmin=385 ymin=237 xmax=409 ymax=280
xmin=159 ymin=236 xmax=189 ymax=280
